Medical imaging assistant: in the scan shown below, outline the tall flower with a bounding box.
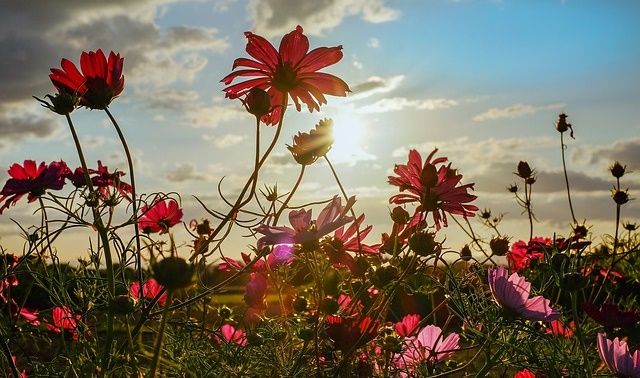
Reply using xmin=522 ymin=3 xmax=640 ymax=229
xmin=138 ymin=199 xmax=183 ymax=234
xmin=488 ymin=266 xmax=560 ymax=321
xmin=219 ymin=324 xmax=248 ymax=346
xmin=49 ymin=49 xmax=124 ymax=109
xmin=388 ymin=149 xmax=478 ymax=230
xmin=256 ymin=196 xmax=355 ymax=249
xmin=321 ymin=214 xmax=377 ymax=272
xmin=0 ymin=160 xmax=69 ymax=214
xmin=222 ymin=26 xmax=349 ymax=125
xmin=597 ymin=333 xmax=640 ymax=377
xmin=399 ymin=325 xmax=459 ymax=367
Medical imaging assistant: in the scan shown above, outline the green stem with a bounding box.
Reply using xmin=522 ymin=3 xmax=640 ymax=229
xmin=104 ymin=107 xmax=144 ymax=306
xmin=560 ymin=132 xmax=577 ymax=224
xmin=571 ymin=292 xmax=592 ymax=376
xmin=272 ymin=164 xmax=305 ymax=225
xmin=149 ymin=291 xmax=173 ymax=378
xmin=64 ymin=114 xmax=115 ymax=375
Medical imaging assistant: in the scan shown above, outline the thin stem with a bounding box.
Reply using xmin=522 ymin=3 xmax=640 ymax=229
xmin=104 ymin=107 xmax=144 ymax=306
xmin=324 ymin=156 xmax=363 ymax=253
xmin=273 ymin=165 xmax=305 ymax=225
xmin=148 ymin=291 xmax=173 ymax=378
xmin=560 ymin=132 xmax=577 ymax=224
xmin=0 ymin=327 xmax=20 ymax=378
xmin=525 ymin=180 xmax=534 ymax=240
xmin=64 ymin=114 xmax=115 ymax=375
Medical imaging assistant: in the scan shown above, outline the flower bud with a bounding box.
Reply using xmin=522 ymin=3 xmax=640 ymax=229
xmin=390 ymin=206 xmax=410 ymax=224
xmin=612 ymin=189 xmax=630 ymax=205
xmin=110 ymin=295 xmax=135 ymax=315
xmin=219 ymin=306 xmax=232 ymax=319
xmin=372 ymin=264 xmax=399 ymax=288
xmin=516 ymin=161 xmax=533 ymax=179
xmin=489 ymin=237 xmax=510 ymax=256
xmin=244 ymin=88 xmax=272 ymax=118
xmin=507 ymin=184 xmax=519 ymax=193
xmin=293 ymin=296 xmax=308 ymax=313
xmin=479 ymin=209 xmax=491 ymax=220
xmin=460 ymin=245 xmax=472 ymax=261
xmin=573 ymin=224 xmax=588 ymax=239
xmin=555 ymin=113 xmax=570 ymax=133
xmin=610 ymin=161 xmax=626 ymax=179
xmin=34 ymin=93 xmax=79 ymax=115
xmin=408 ymin=231 xmax=439 ymax=256
xmin=623 ymin=222 xmax=638 ymax=232
xmin=151 ymin=256 xmax=195 ymax=292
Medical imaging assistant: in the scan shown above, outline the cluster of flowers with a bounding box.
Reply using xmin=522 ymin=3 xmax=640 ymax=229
xmin=1 ymin=24 xmax=639 ymax=378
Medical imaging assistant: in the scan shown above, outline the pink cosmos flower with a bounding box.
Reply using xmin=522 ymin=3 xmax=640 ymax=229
xmin=138 ymin=199 xmax=183 ymax=234
xmin=597 ymin=333 xmax=640 ymax=377
xmin=395 ymin=314 xmax=421 ymax=338
xmin=129 ymin=278 xmax=167 ymax=306
xmin=388 ymin=149 xmax=478 ymax=230
xmin=488 ymin=266 xmax=560 ymax=321
xmin=399 ymin=325 xmax=459 ymax=367
xmin=322 ymin=214 xmax=377 ymax=272
xmin=0 ymin=160 xmax=69 ymax=214
xmin=222 ymin=25 xmax=349 ymax=125
xmin=219 ymin=324 xmax=247 ymax=346
xmin=244 ymin=272 xmax=268 ymax=309
xmin=256 ymin=196 xmax=355 ymax=249
xmin=583 ymin=303 xmax=640 ymax=330
xmin=219 ymin=245 xmax=294 ymax=273
xmin=47 ymin=306 xmax=81 ymax=341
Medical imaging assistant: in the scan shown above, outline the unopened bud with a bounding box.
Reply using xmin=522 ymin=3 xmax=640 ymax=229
xmin=516 ymin=161 xmax=533 ymax=179
xmin=610 ymin=161 xmax=626 ymax=179
xmin=612 ymin=189 xmax=630 ymax=205
xmin=390 ymin=206 xmax=410 ymax=224
xmin=244 ymin=88 xmax=271 ymax=118
xmin=489 ymin=237 xmax=510 ymax=256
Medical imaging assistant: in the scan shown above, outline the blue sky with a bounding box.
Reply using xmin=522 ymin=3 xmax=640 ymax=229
xmin=0 ymin=0 xmax=638 ymax=260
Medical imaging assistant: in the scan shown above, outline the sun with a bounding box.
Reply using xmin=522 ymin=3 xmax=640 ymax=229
xmin=327 ymin=114 xmax=374 ymax=165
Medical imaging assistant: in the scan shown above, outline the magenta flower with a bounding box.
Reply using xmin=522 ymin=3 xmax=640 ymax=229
xmin=488 ymin=266 xmax=560 ymax=321
xmin=219 ymin=245 xmax=294 ymax=273
xmin=244 ymin=272 xmax=268 ymax=309
xmin=0 ymin=160 xmax=69 ymax=214
xmin=129 ymin=278 xmax=167 ymax=306
xmin=47 ymin=306 xmax=81 ymax=341
xmin=388 ymin=149 xmax=478 ymax=230
xmin=597 ymin=333 xmax=640 ymax=377
xmin=395 ymin=314 xmax=421 ymax=338
xmin=256 ymin=196 xmax=355 ymax=249
xmin=219 ymin=324 xmax=247 ymax=346
xmin=138 ymin=199 xmax=183 ymax=234
xmin=399 ymin=325 xmax=459 ymax=367
xmin=322 ymin=214 xmax=377 ymax=272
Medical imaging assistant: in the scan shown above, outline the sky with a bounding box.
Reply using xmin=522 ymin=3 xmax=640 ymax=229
xmin=0 ymin=0 xmax=639 ymax=262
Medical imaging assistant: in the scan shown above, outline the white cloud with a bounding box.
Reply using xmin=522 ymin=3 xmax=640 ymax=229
xmin=204 ymin=133 xmax=246 ymax=148
xmin=357 ymin=97 xmax=458 ymax=113
xmin=367 ymin=37 xmax=380 ymax=48
xmin=473 ymin=103 xmax=566 ymax=122
xmin=247 ymin=0 xmax=400 ymax=37
xmin=189 ymin=104 xmax=250 ymax=128
xmin=348 ymin=75 xmax=405 ymax=100
xmin=166 ymin=163 xmax=210 ymax=183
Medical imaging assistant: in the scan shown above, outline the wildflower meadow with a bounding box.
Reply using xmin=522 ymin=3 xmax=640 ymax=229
xmin=1 ymin=15 xmax=639 ymax=378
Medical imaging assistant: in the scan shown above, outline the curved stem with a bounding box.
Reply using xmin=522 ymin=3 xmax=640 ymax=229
xmin=560 ymin=132 xmax=577 ymax=224
xmin=63 ymin=114 xmax=115 ymax=375
xmin=273 ymin=165 xmax=305 ymax=225
xmin=104 ymin=107 xmax=144 ymax=306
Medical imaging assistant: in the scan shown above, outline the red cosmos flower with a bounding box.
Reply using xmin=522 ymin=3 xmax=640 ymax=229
xmin=326 ymin=315 xmax=378 ymax=351
xmin=388 ymin=149 xmax=478 ymax=230
xmin=138 ymin=199 xmax=183 ymax=234
xmin=545 ymin=319 xmax=575 ymax=338
xmin=129 ymin=278 xmax=167 ymax=306
xmin=49 ymin=49 xmax=124 ymax=109
xmin=514 ymin=369 xmax=537 ymax=378
xmin=66 ymin=161 xmax=132 ymax=201
xmin=395 ymin=313 xmax=421 ymax=338
xmin=0 ymin=160 xmax=69 ymax=214
xmin=222 ymin=25 xmax=349 ymax=125
xmin=583 ymin=303 xmax=640 ymax=330
xmin=47 ymin=306 xmax=81 ymax=341
xmin=507 ymin=237 xmax=550 ymax=271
